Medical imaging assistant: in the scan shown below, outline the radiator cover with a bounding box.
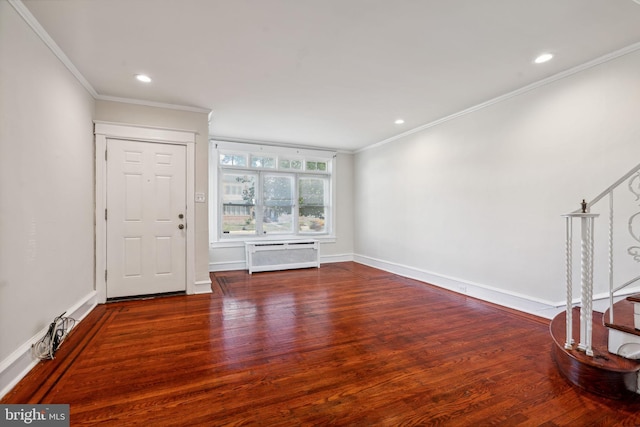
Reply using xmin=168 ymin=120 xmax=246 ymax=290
xmin=245 ymin=240 xmax=320 ymax=274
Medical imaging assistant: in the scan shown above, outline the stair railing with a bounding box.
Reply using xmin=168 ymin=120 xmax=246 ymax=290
xmin=564 ymin=162 xmax=640 ymax=357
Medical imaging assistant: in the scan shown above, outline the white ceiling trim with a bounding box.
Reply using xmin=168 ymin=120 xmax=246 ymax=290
xmin=13 ymin=0 xmax=640 ymax=151
xmin=8 ymin=0 xmax=98 ymax=98
xmin=359 ymin=40 xmax=640 ymax=154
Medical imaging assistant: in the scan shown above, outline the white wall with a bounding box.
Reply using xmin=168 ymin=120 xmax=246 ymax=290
xmin=0 ymin=0 xmax=95 ymax=371
xmin=209 ymin=151 xmax=355 ymax=270
xmin=332 ymin=152 xmax=355 ymax=259
xmin=354 ymin=49 xmax=640 ymax=311
xmin=95 ymin=100 xmax=211 ymax=285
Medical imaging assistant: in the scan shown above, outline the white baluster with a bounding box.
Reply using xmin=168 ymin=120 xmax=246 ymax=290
xmin=609 ymin=192 xmax=614 ymax=324
xmin=585 ymin=216 xmax=595 ymax=356
xmin=578 ymin=216 xmax=588 ymax=352
xmin=569 ymin=212 xmax=598 ymax=357
xmin=565 ymin=216 xmax=573 ymax=349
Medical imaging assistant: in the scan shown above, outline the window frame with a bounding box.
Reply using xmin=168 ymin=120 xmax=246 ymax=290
xmin=210 ymin=140 xmax=336 ymax=245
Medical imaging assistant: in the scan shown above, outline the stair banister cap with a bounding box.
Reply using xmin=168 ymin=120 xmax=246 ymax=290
xmin=562 ymin=213 xmax=600 ymax=218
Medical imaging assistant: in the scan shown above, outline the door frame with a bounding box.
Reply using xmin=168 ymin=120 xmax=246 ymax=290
xmin=95 ymin=121 xmax=196 ymax=303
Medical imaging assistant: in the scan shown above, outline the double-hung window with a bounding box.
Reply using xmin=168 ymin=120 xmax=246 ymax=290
xmin=212 ymin=141 xmax=334 ymax=240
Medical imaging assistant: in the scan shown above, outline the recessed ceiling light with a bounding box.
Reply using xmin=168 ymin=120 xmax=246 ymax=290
xmin=135 ymin=74 xmax=152 ymax=83
xmin=394 ymin=119 xmax=405 ymax=125
xmin=534 ymin=53 xmax=553 ymax=64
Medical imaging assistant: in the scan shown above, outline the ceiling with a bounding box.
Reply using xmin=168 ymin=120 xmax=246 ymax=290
xmin=21 ymin=0 xmax=640 ymax=152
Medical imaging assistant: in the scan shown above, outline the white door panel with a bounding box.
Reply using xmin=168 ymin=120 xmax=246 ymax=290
xmin=106 ymin=139 xmax=186 ymax=298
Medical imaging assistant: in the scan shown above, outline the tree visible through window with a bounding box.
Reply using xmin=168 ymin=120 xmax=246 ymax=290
xmin=216 ymin=145 xmax=332 ymax=238
xmin=263 ymin=175 xmax=294 ymax=234
xmin=299 ymin=177 xmax=328 ymax=232
xmin=221 ymin=173 xmax=256 ymax=234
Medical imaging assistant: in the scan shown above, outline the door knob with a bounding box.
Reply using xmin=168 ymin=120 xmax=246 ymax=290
xmin=178 ymin=213 xmax=184 ymax=219
xmin=178 ymin=224 xmax=184 ymax=230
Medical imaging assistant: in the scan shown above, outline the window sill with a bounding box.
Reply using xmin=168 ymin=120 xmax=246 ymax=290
xmin=211 ymin=235 xmax=336 ymax=249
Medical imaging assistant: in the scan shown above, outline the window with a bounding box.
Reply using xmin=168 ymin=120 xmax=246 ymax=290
xmin=263 ymin=174 xmax=294 ymax=234
xmin=299 ymin=177 xmax=329 ymax=233
xmin=220 ymin=153 xmax=247 ymax=167
xmin=221 ymin=172 xmax=256 ymax=234
xmin=212 ymin=141 xmax=334 ymax=240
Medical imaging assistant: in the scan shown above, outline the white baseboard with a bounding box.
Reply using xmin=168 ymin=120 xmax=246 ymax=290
xmin=209 ymin=253 xmax=355 ymax=273
xmin=0 ymin=291 xmax=97 ymax=399
xmin=320 ymin=253 xmax=354 ymax=264
xmin=353 ymin=254 xmax=562 ymax=319
xmin=208 ymin=252 xmax=561 ymax=319
xmin=207 ymin=252 xmax=631 ymax=321
xmin=209 ymin=260 xmax=246 ymax=272
xmin=194 ymin=279 xmax=213 ymax=294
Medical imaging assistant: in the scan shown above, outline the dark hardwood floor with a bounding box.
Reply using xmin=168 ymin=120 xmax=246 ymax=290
xmin=3 ymin=262 xmax=640 ymax=425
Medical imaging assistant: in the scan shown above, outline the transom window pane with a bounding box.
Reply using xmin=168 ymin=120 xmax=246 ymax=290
xmin=251 ymin=155 xmax=276 ymax=169
xmin=279 ymin=158 xmax=303 ymax=170
xmin=219 ymin=153 xmax=247 ymax=167
xmin=306 ymin=161 xmax=327 ymax=172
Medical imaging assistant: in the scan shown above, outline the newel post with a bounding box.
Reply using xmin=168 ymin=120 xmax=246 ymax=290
xmin=563 ymin=208 xmax=599 ymax=357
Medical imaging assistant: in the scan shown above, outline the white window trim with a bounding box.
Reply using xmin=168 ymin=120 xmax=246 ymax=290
xmin=209 ymin=140 xmax=337 ymax=247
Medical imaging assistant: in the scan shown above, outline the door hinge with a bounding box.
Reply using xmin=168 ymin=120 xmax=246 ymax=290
xmin=105 ymin=209 xmax=107 ymax=220
xmin=104 ymin=270 xmax=107 ymax=281
xmin=105 ymin=149 xmax=108 ymax=161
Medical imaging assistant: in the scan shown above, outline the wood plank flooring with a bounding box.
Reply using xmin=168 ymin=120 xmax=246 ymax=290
xmin=3 ymin=262 xmax=640 ymax=425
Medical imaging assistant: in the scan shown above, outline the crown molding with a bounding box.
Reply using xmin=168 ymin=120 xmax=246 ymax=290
xmin=359 ymin=40 xmax=640 ymax=154
xmin=8 ymin=0 xmax=98 ymax=98
xmin=15 ymin=0 xmax=640 ymax=150
xmin=9 ymin=0 xmax=211 ymax=115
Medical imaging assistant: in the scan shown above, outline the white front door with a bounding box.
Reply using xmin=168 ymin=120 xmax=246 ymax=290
xmin=106 ymin=139 xmax=187 ymax=298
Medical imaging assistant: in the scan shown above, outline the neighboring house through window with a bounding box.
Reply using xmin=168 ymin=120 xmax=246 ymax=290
xmin=210 ymin=141 xmax=335 ymax=243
